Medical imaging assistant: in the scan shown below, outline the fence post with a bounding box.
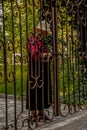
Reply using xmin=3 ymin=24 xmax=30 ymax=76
xmin=52 ymin=0 xmax=60 ymax=116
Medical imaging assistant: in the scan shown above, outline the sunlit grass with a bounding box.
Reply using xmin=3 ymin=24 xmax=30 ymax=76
xmin=0 ymin=65 xmax=28 ymax=96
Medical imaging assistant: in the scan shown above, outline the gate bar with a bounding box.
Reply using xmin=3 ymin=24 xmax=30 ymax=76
xmin=52 ymin=0 xmax=60 ymax=116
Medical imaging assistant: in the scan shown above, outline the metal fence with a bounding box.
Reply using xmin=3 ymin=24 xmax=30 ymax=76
xmin=0 ymin=0 xmax=87 ymax=130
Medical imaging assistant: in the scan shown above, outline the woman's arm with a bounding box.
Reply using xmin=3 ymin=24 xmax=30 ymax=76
xmin=42 ymin=53 xmax=52 ymax=62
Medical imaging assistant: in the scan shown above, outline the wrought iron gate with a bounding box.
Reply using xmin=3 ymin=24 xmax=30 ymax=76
xmin=0 ymin=0 xmax=87 ymax=130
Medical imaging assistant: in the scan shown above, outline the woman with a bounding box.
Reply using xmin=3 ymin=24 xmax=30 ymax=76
xmin=26 ymin=21 xmax=52 ymax=118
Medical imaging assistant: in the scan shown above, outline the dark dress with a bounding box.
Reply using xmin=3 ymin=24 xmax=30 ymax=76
xmin=26 ymin=36 xmax=52 ymax=110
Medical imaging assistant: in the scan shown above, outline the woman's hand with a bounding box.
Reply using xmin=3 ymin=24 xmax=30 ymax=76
xmin=42 ymin=53 xmax=52 ymax=61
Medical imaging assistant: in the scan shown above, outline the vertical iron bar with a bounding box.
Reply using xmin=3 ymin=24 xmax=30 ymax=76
xmin=2 ymin=0 xmax=8 ymax=129
xmin=61 ymin=22 xmax=66 ymax=103
xmin=71 ymin=19 xmax=76 ymax=111
xmin=85 ymin=4 xmax=87 ymax=94
xmin=65 ymin=6 xmax=70 ymax=112
xmin=40 ymin=0 xmax=44 ymax=118
xmin=32 ymin=0 xmax=38 ymax=125
xmin=11 ymin=1 xmax=17 ymax=129
xmin=17 ymin=3 xmax=23 ymax=112
xmin=77 ymin=6 xmax=81 ymax=107
xmin=80 ymin=17 xmax=84 ymax=106
xmin=25 ymin=0 xmax=31 ymax=128
xmin=52 ymin=0 xmax=59 ymax=116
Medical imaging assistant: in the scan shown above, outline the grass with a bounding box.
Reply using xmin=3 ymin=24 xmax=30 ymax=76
xmin=59 ymin=60 xmax=87 ymax=106
xmin=0 ymin=64 xmax=28 ymax=96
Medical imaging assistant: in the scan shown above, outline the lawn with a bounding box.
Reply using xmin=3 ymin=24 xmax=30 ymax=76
xmin=0 ymin=65 xmax=28 ymax=96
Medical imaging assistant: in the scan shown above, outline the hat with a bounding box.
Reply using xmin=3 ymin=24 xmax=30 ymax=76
xmin=36 ymin=20 xmax=51 ymax=33
xmin=35 ymin=20 xmax=52 ymax=39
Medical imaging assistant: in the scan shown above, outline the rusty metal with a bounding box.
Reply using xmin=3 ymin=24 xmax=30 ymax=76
xmin=0 ymin=0 xmax=87 ymax=130
xmin=58 ymin=0 xmax=87 ymax=116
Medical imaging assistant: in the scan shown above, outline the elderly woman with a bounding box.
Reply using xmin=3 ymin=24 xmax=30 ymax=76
xmin=26 ymin=20 xmax=52 ymax=119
